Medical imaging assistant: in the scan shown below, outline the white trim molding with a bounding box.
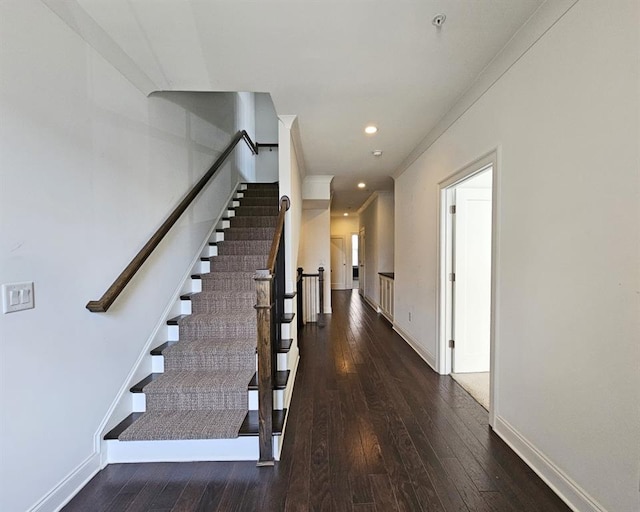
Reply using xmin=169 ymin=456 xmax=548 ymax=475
xmin=392 ymin=0 xmax=579 ymax=179
xmin=393 ymin=324 xmax=437 ymax=372
xmin=494 ymin=416 xmax=608 ymax=512
xmin=27 ymin=453 xmax=100 ymax=512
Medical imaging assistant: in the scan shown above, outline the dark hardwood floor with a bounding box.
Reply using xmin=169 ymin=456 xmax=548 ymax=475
xmin=63 ymin=290 xmax=570 ymax=512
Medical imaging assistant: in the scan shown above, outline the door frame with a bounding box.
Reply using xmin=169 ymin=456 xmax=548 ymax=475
xmin=351 ymin=232 xmax=359 ymax=289
xmin=437 ymin=149 xmax=499 ymax=427
xmin=330 ymin=236 xmax=347 ymax=290
xmin=358 ymin=227 xmax=366 ymax=297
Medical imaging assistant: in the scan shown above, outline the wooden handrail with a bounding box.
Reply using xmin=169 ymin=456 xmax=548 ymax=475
xmin=86 ymin=130 xmax=258 ymax=313
xmin=265 ymin=196 xmax=290 ymax=272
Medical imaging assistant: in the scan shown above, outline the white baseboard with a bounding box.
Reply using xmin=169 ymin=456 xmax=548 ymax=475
xmin=494 ymin=416 xmax=607 ymax=512
xmin=362 ymin=294 xmax=379 ymax=312
xmin=392 ymin=324 xmax=437 ymax=372
xmin=28 ymin=453 xmax=100 ymax=512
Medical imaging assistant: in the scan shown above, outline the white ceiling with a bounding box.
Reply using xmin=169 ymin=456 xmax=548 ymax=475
xmin=45 ymin=0 xmax=546 ymax=212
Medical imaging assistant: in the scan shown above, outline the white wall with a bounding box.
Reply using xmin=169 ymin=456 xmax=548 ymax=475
xmin=376 ymin=192 xmax=394 ymax=274
xmin=299 ymin=209 xmax=332 ymax=313
xmin=235 ymin=91 xmax=256 ymax=182
xmin=359 ymin=192 xmax=395 ymax=307
xmin=255 ymin=93 xmax=279 ymax=182
xmin=359 ymin=197 xmax=379 ymax=304
xmin=394 ymin=1 xmax=639 ymax=511
xmin=331 ymin=216 xmax=360 ymax=290
xmin=0 ymin=3 xmax=252 ymax=511
xmin=277 ymin=115 xmax=304 ymax=354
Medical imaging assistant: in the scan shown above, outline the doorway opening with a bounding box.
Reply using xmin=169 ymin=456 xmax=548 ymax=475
xmin=351 ymin=233 xmax=359 ymax=289
xmin=358 ymin=227 xmax=365 ymax=297
xmin=439 ymin=155 xmax=496 ymax=421
xmin=330 ymin=237 xmax=346 ymax=290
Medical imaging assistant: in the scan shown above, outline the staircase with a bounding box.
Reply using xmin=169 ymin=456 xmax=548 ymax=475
xmin=104 ymin=183 xmax=295 ymax=462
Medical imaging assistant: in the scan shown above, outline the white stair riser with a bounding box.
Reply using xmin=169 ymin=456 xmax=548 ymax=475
xmin=151 ymin=355 xmax=164 ymax=373
xmin=180 ymin=299 xmax=192 ymax=315
xmin=204 ymin=245 xmax=218 ymax=258
xmin=284 ymin=297 xmax=295 ymax=314
xmin=253 ymin=352 xmax=289 ymax=372
xmin=281 ymin=323 xmax=293 ymax=339
xmin=280 ymin=350 xmax=295 ymax=373
xmin=106 ymin=436 xmax=284 ymax=463
xmin=168 ymin=324 xmax=179 ymax=341
xmin=132 ymin=393 xmax=145 ymax=412
xmin=249 ymin=389 xmax=285 ymax=410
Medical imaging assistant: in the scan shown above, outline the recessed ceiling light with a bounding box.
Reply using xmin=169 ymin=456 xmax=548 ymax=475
xmin=358 ymin=182 xmax=366 ymax=189
xmin=372 ymin=150 xmax=383 ymax=157
xmin=343 ymin=213 xmax=349 ymax=217
xmin=364 ymin=125 xmax=378 ymax=135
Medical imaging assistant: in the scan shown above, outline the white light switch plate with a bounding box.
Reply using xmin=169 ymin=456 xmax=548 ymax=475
xmin=2 ymin=282 xmax=35 ymax=313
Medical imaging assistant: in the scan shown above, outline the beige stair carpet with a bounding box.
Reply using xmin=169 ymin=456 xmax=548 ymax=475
xmin=119 ymin=183 xmax=279 ymax=441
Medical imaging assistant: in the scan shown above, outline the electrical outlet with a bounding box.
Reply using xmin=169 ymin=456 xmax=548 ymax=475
xmin=2 ymin=282 xmax=35 ymax=313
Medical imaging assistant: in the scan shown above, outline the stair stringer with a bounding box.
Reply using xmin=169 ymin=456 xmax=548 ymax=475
xmin=96 ymin=182 xmax=243 ymax=467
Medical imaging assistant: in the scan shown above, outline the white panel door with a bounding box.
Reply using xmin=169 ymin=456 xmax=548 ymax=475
xmin=452 ymin=188 xmax=492 ymax=373
xmin=331 ymin=237 xmax=346 ymax=289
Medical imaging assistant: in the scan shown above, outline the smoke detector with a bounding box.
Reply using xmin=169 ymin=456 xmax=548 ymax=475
xmin=432 ymin=14 xmax=446 ymax=27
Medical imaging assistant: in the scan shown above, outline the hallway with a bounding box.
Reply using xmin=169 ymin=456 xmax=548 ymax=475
xmin=63 ymin=290 xmax=569 ymax=511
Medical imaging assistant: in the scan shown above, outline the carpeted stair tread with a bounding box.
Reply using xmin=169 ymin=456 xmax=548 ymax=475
xmin=189 ymin=290 xmax=256 ymax=300
xmin=240 ymin=186 xmax=278 ymax=191
xmin=210 ymin=254 xmax=267 ymax=272
xmin=141 ymin=370 xmax=253 ymax=411
xmin=201 ymin=271 xmax=256 ymax=292
xmin=178 ymin=311 xmax=256 ymax=324
xmin=222 ymin=227 xmax=276 ymax=241
xmin=230 ymin=216 xmax=278 ymax=228
xmin=118 ymin=410 xmax=249 ymax=441
xmin=178 ymin=312 xmax=257 ymax=340
xmin=163 ymin=339 xmax=255 ymax=372
xmin=239 ymin=189 xmax=279 ymax=196
xmin=143 ymin=369 xmax=254 ymax=394
xmin=189 ymin=292 xmax=255 ymax=315
xmin=233 ymin=206 xmax=279 ymax=217
xmin=216 ymin=240 xmax=273 ymax=256
xmin=105 ymin=410 xmax=287 ymax=440
xmin=239 ymin=197 xmax=279 ymax=206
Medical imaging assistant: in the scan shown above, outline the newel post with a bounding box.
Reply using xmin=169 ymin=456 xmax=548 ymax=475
xmin=318 ymin=266 xmax=325 ymax=327
xmin=296 ymin=267 xmax=304 ymax=331
xmin=254 ymin=269 xmax=274 ymax=466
